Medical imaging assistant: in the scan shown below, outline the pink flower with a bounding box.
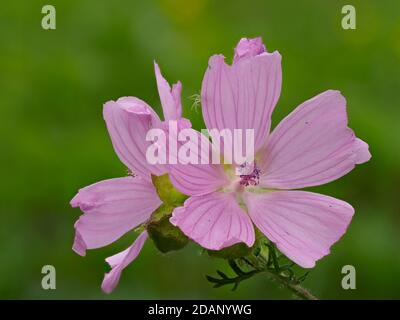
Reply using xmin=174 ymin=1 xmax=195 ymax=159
xmin=169 ymin=37 xmax=371 ymax=268
xmin=70 ymin=62 xmax=189 ymax=293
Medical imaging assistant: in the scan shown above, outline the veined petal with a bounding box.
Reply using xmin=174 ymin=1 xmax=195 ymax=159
xmin=169 ymin=163 xmax=228 ymax=196
xmin=170 ymin=192 xmax=255 ymax=250
xmin=101 ymin=231 xmax=148 ymax=293
xmin=201 ymin=43 xmax=281 ymax=153
xmin=171 ymin=81 xmax=183 ymax=120
xmin=244 ymin=191 xmax=354 ymax=268
xmin=103 ymin=97 xmax=166 ymax=180
xmin=259 ymin=90 xmax=371 ymax=189
xmin=70 ymin=177 xmax=161 ymax=256
xmin=168 ymin=129 xmax=229 ymax=196
xmin=154 ymin=61 xmax=182 ymax=121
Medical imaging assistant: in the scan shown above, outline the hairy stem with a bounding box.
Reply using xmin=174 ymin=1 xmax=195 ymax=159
xmin=267 ymin=271 xmax=318 ymax=300
xmin=207 ymin=243 xmax=319 ymax=300
xmin=243 ymin=248 xmax=318 ymax=300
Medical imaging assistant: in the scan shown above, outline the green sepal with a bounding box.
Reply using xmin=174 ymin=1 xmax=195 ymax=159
xmin=207 ymin=242 xmax=255 ymax=259
xmin=151 ymin=174 xmax=188 ymax=206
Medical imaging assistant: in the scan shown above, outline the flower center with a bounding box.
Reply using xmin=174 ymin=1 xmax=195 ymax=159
xmin=238 ymin=162 xmax=261 ymax=187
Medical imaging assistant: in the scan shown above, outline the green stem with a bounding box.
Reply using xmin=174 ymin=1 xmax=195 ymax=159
xmin=267 ymin=271 xmax=318 ymax=300
xmin=243 ymin=252 xmax=318 ymax=300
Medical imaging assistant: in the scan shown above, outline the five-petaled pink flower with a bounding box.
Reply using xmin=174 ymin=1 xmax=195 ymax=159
xmin=70 ymin=63 xmax=189 ymax=293
xmin=169 ymin=37 xmax=371 ymax=268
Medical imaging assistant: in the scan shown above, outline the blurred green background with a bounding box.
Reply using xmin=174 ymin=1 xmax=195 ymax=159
xmin=1 ymin=0 xmax=399 ymax=299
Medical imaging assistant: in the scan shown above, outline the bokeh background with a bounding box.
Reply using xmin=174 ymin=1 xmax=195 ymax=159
xmin=1 ymin=0 xmax=399 ymax=299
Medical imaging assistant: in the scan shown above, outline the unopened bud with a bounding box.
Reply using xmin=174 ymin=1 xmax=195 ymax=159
xmin=147 ymin=204 xmax=188 ymax=253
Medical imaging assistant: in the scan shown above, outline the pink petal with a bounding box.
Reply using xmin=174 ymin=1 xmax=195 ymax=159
xmin=244 ymin=191 xmax=354 ymax=268
xmin=168 ymin=129 xmax=229 ymax=196
xmin=103 ymin=97 xmax=166 ymax=180
xmin=259 ymin=90 xmax=371 ymax=189
xmin=233 ymin=37 xmax=266 ymax=63
xmin=101 ymin=231 xmax=148 ymax=293
xmin=154 ymin=61 xmax=182 ymax=121
xmin=201 ymin=46 xmax=281 ymax=153
xmin=170 ymin=192 xmax=255 ymax=250
xmin=171 ymin=81 xmax=183 ymax=120
xmin=354 ymin=138 xmax=371 ymax=164
xmin=70 ymin=177 xmax=161 ymax=256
